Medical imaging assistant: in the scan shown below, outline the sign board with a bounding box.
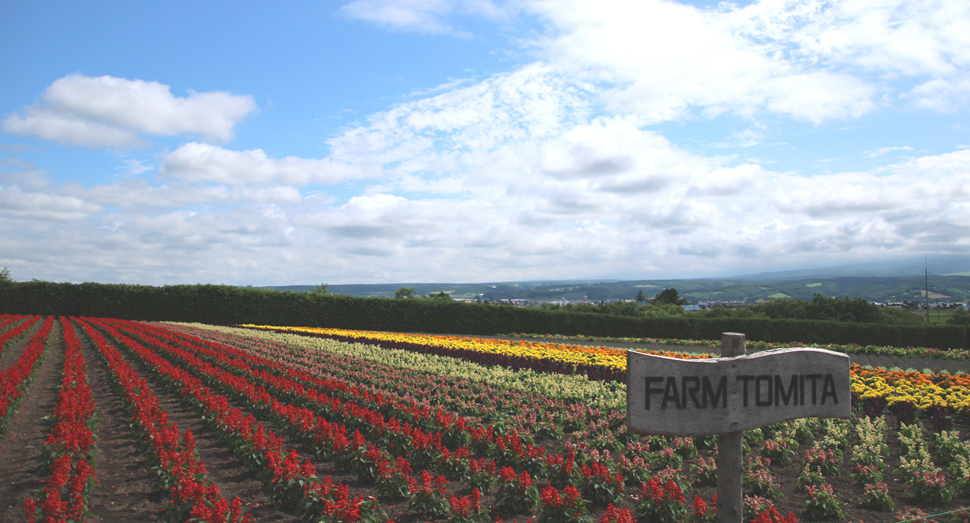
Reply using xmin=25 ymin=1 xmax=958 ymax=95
xmin=627 ymin=347 xmax=851 ymax=436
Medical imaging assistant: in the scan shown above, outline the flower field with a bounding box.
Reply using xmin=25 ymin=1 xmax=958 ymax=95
xmin=3 ymin=315 xmax=970 ymax=522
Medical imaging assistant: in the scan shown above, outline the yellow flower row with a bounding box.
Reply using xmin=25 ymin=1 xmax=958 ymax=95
xmin=240 ymin=324 xmax=712 ymax=375
xmin=851 ymin=365 xmax=970 ymax=412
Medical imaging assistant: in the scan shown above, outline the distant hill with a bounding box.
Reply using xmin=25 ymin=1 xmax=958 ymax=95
xmin=263 ymin=274 xmax=970 ymax=303
xmin=733 ymin=255 xmax=970 ymax=280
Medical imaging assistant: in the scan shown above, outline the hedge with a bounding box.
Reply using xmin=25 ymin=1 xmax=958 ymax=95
xmin=0 ymin=281 xmax=966 ymax=350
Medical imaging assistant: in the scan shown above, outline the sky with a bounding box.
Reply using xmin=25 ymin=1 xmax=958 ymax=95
xmin=1 ymin=0 xmax=969 ymax=286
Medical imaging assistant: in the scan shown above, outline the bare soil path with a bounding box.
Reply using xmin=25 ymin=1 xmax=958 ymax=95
xmin=0 ymin=320 xmax=63 ymax=522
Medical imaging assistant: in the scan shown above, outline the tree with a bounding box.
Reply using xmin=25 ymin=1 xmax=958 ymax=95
xmin=881 ymin=307 xmax=924 ymax=325
xmin=805 ymin=294 xmax=883 ymax=323
xmin=636 ymin=290 xmax=646 ymax=302
xmin=424 ymin=291 xmax=453 ymax=300
xmin=947 ymin=309 xmax=970 ymax=326
xmin=652 ymin=288 xmax=687 ymax=306
xmin=0 ymin=267 xmax=10 ymax=284
xmin=313 ymin=283 xmax=330 ymax=294
xmin=394 ymin=287 xmax=416 ymax=299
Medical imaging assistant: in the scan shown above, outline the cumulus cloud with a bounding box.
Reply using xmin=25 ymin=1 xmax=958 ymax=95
xmin=75 ymin=180 xmax=305 ymax=208
xmin=2 ymin=74 xmax=255 ymax=148
xmin=0 ymin=185 xmax=103 ymax=221
xmin=726 ymin=0 xmax=970 ymax=111
xmin=516 ymin=0 xmax=970 ymax=123
xmin=6 ymin=145 xmax=970 ymax=283
xmin=160 ymin=143 xmax=383 ymax=186
xmin=523 ymin=0 xmax=875 ymax=124
xmin=5 ymin=0 xmax=969 ymax=284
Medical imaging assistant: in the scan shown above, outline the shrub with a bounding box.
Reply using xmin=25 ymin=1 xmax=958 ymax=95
xmin=911 ymin=470 xmax=954 ymax=505
xmin=691 ymin=457 xmax=717 ymax=487
xmin=578 ymin=462 xmax=625 ymax=505
xmin=448 ymin=488 xmax=490 ymax=523
xmin=803 ymin=484 xmax=843 ymax=521
xmin=494 ymin=467 xmax=538 ymax=514
xmin=860 ymin=482 xmax=894 ymax=512
xmin=536 ymin=485 xmax=591 ymax=523
xmin=407 ymin=471 xmax=450 ymax=516
xmin=599 ymin=504 xmax=636 ymax=523
xmin=636 ymin=479 xmax=687 ymax=523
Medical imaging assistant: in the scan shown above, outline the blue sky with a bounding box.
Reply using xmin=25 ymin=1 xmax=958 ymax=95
xmin=2 ymin=0 xmax=969 ymax=285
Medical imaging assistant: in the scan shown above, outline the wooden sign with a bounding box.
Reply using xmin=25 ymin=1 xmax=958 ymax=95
xmin=627 ymin=347 xmax=851 ymax=436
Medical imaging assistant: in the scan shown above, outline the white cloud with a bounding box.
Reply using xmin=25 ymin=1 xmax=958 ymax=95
xmin=75 ymin=180 xmax=305 ymax=207
xmin=160 ymin=143 xmax=383 ymax=186
xmin=6 ymin=146 xmax=970 ymax=284
xmin=524 ymin=0 xmax=876 ymax=124
xmin=0 ymin=185 xmax=103 ymax=221
xmin=866 ymin=146 xmax=914 ymax=157
xmin=727 ymin=0 xmax=970 ymax=110
xmin=731 ymin=0 xmax=970 ymax=77
xmin=338 ymin=0 xmax=508 ymax=36
xmin=2 ymin=74 xmax=255 ymax=148
xmin=5 ymin=0 xmax=970 ymax=284
xmin=909 ymin=74 xmax=970 ymax=112
xmin=328 ymin=63 xmax=591 ymax=166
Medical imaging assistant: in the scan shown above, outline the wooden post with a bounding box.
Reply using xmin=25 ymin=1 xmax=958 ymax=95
xmin=716 ymin=333 xmax=745 ymax=523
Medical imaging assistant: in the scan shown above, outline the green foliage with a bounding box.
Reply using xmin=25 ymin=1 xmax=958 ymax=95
xmin=394 ymin=287 xmax=417 ymax=299
xmin=803 ymin=484 xmax=844 ymax=521
xmin=700 ymin=293 xmax=912 ymax=325
xmin=0 ymin=280 xmax=966 ymax=349
xmin=652 ymin=288 xmax=688 ymax=305
xmin=494 ymin=467 xmax=538 ymax=514
xmin=313 ymin=283 xmax=330 ymax=294
xmin=882 ymin=307 xmax=926 ymax=325
xmin=0 ymin=267 xmax=10 ymax=284
xmin=947 ymin=309 xmax=970 ymax=326
xmin=424 ymin=291 xmax=454 ymax=300
xmin=540 ymin=300 xmax=685 ymax=319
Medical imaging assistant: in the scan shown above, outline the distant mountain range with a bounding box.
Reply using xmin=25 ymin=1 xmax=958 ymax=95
xmin=262 ymin=256 xmax=970 ymax=303
xmin=733 ymin=255 xmax=970 ymax=280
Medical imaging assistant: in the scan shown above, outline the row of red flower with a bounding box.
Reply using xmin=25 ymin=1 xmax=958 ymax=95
xmin=118 ymin=321 xmax=719 ymax=522
xmin=0 ymin=315 xmax=53 ymax=435
xmin=118 ymin=320 xmax=546 ymax=488
xmin=170 ymin=324 xmax=589 ymax=443
xmin=25 ymin=318 xmax=99 ymax=522
xmin=87 ymin=318 xmax=628 ymax=521
xmin=0 ymin=314 xmax=42 ymax=359
xmin=166 ymin=322 xmax=810 ymax=523
xmin=82 ymin=317 xmax=387 ymax=522
xmin=74 ymin=317 xmax=251 ymax=523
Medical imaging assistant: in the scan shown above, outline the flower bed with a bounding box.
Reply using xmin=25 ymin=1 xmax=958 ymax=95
xmin=25 ymin=318 xmax=98 ymax=522
xmin=0 ymin=316 xmax=53 ymax=435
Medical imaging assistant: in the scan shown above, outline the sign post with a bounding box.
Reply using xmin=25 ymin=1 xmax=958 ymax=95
xmin=717 ymin=333 xmax=745 ymax=523
xmin=627 ymin=332 xmax=851 ymax=523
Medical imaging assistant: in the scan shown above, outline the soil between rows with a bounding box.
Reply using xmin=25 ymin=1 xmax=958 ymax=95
xmin=0 ymin=320 xmax=63 ymax=522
